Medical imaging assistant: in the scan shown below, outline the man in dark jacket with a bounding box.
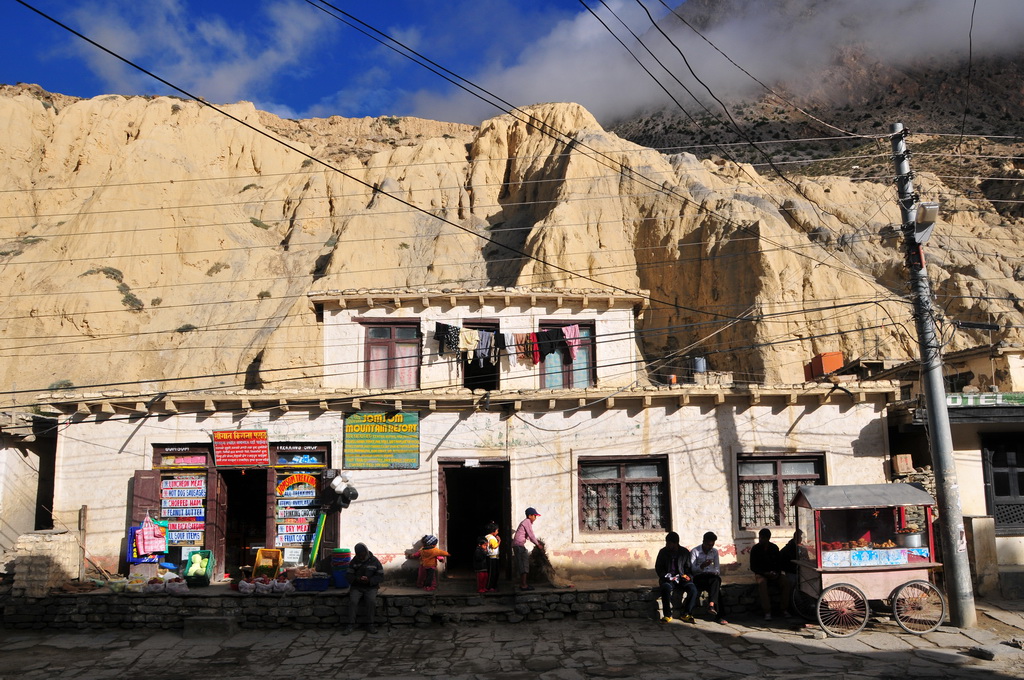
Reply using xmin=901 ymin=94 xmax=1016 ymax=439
xmin=655 ymin=531 xmax=698 ymax=623
xmin=749 ymin=528 xmax=791 ymax=621
xmin=345 ymin=542 xmax=384 ymax=633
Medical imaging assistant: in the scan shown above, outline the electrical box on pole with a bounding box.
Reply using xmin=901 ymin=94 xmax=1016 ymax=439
xmin=890 ymin=122 xmax=976 ymax=628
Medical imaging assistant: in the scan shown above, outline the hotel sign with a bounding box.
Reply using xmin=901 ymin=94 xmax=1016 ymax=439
xmin=344 ymin=411 xmax=420 ymax=469
xmin=946 ymin=393 xmax=1024 ymax=407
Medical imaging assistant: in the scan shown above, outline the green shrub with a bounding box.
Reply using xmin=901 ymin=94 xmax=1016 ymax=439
xmin=206 ymin=262 xmax=230 ymax=276
xmin=47 ymin=379 xmax=74 ymax=390
xmin=81 ymin=266 xmax=124 ymax=283
xmin=250 ymin=217 xmax=273 ymax=230
xmin=175 ymin=324 xmax=198 ymax=333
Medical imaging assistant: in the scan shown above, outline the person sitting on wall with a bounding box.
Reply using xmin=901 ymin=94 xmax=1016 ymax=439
xmin=513 ymin=507 xmax=545 ymax=591
xmin=779 ymin=529 xmax=807 ymax=615
xmin=691 ymin=531 xmax=726 ymax=624
xmin=344 ymin=542 xmax=384 ymax=634
xmin=655 ymin=531 xmax=698 ymax=623
xmin=749 ymin=528 xmax=791 ymax=621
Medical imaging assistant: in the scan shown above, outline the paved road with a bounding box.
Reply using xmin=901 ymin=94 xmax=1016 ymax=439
xmin=4 ymin=602 xmax=1024 ymax=679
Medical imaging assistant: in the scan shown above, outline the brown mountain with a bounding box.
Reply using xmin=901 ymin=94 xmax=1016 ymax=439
xmin=0 ymin=75 xmax=1022 ymax=406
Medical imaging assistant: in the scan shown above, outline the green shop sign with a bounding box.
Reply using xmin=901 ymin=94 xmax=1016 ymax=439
xmin=343 ymin=411 xmax=420 ymax=469
xmin=946 ymin=392 xmax=1024 ymax=407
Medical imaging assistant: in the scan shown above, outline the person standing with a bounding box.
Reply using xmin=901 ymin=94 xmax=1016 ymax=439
xmin=473 ymin=536 xmax=490 ymax=594
xmin=749 ymin=528 xmax=791 ymax=621
xmin=410 ymin=534 xmax=450 ymax=592
xmin=485 ymin=521 xmax=501 ymax=592
xmin=513 ymin=507 xmax=544 ymax=591
xmin=655 ymin=531 xmax=698 ymax=623
xmin=344 ymin=542 xmax=384 ymax=634
xmin=691 ymin=531 xmax=726 ymax=624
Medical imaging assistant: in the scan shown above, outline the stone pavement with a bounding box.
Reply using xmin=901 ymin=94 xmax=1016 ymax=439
xmin=4 ymin=599 xmax=1024 ymax=679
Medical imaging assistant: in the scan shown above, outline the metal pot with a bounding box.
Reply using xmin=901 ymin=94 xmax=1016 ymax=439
xmin=895 ymin=532 xmax=923 ymax=548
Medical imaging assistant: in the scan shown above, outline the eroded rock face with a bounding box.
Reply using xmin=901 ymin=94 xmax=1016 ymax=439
xmin=0 ymin=85 xmax=1020 ymax=400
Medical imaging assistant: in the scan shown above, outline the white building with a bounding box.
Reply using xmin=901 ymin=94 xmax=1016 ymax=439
xmin=40 ymin=288 xmax=897 ymax=581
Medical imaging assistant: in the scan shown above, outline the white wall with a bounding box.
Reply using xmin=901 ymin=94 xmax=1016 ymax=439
xmin=0 ymin=440 xmax=41 ymax=561
xmin=53 ymin=397 xmax=888 ymax=578
xmin=320 ymin=294 xmax=642 ymax=391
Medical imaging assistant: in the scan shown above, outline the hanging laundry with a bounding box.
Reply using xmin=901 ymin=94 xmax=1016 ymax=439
xmin=515 ymin=333 xmax=532 ymax=365
xmin=530 ymin=332 xmax=541 ymax=365
xmin=562 ymin=324 xmax=581 ymax=361
xmin=502 ymin=333 xmax=518 ymax=367
xmin=537 ymin=328 xmax=564 ymax=359
xmin=476 ymin=330 xmax=493 ymax=367
xmin=490 ymin=332 xmax=503 ymax=365
xmin=434 ymin=322 xmax=461 ymax=357
xmin=459 ymin=328 xmax=480 ymax=354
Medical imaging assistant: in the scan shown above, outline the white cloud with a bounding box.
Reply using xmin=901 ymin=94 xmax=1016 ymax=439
xmin=407 ymin=0 xmax=1024 ymax=125
xmin=67 ymin=0 xmax=335 ymax=104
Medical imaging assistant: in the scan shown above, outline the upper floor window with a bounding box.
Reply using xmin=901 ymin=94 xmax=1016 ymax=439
xmin=540 ymin=323 xmax=595 ymax=389
xmin=737 ymin=453 xmax=824 ymax=529
xmin=579 ymin=458 xmax=668 ymax=532
xmin=364 ymin=322 xmax=421 ymax=389
xmin=464 ymin=322 xmax=500 ymax=391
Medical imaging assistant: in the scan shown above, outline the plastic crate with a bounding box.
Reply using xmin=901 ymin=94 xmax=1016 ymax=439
xmin=182 ymin=550 xmax=214 ymax=586
xmin=253 ymin=548 xmax=283 ymax=579
xmin=293 ymin=574 xmax=330 ymax=592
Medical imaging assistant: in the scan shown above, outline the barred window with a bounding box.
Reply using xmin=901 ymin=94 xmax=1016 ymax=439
xmin=983 ymin=434 xmax=1024 ymax=535
xmin=579 ymin=459 xmax=667 ymax=532
xmin=737 ymin=454 xmax=824 ymax=529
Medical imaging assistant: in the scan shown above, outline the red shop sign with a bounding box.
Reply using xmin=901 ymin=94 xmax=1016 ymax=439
xmin=212 ymin=430 xmax=270 ymax=466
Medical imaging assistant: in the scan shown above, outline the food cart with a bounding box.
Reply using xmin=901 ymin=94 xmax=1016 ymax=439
xmin=790 ymin=483 xmax=946 ymax=637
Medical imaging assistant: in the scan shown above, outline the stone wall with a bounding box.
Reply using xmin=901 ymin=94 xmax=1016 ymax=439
xmin=2 ymin=583 xmax=761 ymax=630
xmin=12 ymin=530 xmax=80 ymax=598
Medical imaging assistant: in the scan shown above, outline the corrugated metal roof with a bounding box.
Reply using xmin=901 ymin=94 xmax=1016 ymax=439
xmin=791 ymin=483 xmax=935 ymax=509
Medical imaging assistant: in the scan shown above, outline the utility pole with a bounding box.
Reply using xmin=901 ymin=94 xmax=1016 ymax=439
xmin=890 ymin=122 xmax=976 ymax=628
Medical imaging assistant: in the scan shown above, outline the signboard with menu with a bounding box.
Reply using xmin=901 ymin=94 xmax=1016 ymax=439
xmin=160 ymin=474 xmax=206 ymax=546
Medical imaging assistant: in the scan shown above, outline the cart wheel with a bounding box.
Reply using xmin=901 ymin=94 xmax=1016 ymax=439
xmin=816 ymin=583 xmax=869 ymax=637
xmin=792 ymin=585 xmax=817 ymax=621
xmin=892 ymin=580 xmax=946 ymax=634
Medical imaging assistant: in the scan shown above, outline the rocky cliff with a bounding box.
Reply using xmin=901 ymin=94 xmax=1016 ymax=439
xmin=1 ymin=83 xmax=1021 ymax=405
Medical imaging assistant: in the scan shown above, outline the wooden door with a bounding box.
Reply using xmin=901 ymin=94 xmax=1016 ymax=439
xmin=206 ymin=470 xmax=228 ymax=579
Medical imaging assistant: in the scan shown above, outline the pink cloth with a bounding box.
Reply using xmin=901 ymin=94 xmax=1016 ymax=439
xmin=562 ymin=324 xmax=581 ymax=361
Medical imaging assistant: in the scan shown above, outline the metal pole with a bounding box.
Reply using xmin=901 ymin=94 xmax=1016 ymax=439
xmin=890 ymin=122 xmax=976 ymax=627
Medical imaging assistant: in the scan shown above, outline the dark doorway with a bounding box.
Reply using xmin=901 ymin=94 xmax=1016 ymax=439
xmin=220 ymin=469 xmax=269 ymax=577
xmin=439 ymin=462 xmax=510 ymax=576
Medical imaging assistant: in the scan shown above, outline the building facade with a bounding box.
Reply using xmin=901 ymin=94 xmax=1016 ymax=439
xmin=40 ymin=288 xmax=898 ymax=581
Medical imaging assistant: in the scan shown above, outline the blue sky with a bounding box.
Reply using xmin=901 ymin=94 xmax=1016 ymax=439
xmin=3 ymin=1 xmax=1023 ymax=126
xmin=3 ymin=0 xmax=602 ymax=122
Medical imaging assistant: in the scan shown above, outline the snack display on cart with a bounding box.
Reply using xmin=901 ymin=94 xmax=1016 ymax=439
xmin=790 ymin=483 xmax=946 ymax=638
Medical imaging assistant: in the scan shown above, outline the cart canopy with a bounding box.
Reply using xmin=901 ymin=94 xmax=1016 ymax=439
xmin=791 ymin=483 xmax=935 ymax=510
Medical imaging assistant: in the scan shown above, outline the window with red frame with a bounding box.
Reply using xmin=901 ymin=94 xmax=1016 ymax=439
xmin=540 ymin=323 xmax=595 ymax=389
xmin=363 ymin=322 xmax=421 ymax=389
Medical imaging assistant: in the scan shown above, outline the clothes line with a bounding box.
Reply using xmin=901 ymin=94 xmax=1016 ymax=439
xmin=433 ymin=323 xmax=582 ymax=368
